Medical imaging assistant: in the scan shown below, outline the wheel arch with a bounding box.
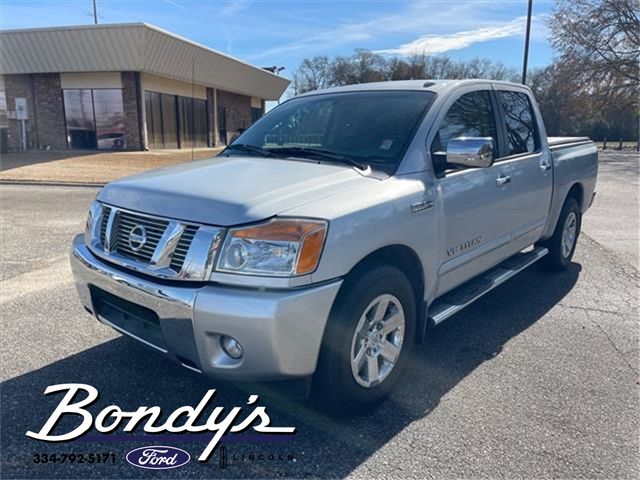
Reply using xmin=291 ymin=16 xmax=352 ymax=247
xmin=338 ymin=244 xmax=428 ymax=344
xmin=566 ymin=182 xmax=584 ymax=211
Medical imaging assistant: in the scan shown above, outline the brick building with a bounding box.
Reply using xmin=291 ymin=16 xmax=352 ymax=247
xmin=0 ymin=23 xmax=289 ymax=152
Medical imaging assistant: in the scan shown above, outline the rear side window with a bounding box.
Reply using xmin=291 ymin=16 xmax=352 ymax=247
xmin=430 ymin=90 xmax=497 ymax=156
xmin=498 ymin=91 xmax=538 ymax=155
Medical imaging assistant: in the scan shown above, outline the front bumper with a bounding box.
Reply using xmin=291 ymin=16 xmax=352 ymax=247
xmin=70 ymin=234 xmax=342 ymax=380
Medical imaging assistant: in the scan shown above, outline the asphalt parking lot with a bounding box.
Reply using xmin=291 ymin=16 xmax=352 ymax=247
xmin=1 ymin=151 xmax=638 ymax=479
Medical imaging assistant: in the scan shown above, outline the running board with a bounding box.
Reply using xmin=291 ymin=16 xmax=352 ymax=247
xmin=428 ymin=246 xmax=548 ymax=326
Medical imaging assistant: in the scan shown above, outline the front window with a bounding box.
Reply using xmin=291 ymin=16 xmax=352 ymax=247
xmin=228 ymin=91 xmax=435 ymax=169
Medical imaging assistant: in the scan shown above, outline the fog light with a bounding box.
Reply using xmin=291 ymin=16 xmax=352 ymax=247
xmin=220 ymin=336 xmax=244 ymax=359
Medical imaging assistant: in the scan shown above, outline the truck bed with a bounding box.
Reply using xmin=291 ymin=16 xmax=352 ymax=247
xmin=548 ymin=136 xmax=592 ymax=150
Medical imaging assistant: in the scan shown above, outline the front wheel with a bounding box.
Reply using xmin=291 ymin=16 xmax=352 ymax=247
xmin=539 ymin=196 xmax=581 ymax=271
xmin=313 ymin=265 xmax=416 ymax=415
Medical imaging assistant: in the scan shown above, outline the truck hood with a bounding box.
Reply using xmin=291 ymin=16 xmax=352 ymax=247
xmin=97 ymin=155 xmax=379 ymax=226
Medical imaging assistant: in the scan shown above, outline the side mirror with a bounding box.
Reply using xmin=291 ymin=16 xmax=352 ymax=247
xmin=446 ymin=137 xmax=495 ymax=168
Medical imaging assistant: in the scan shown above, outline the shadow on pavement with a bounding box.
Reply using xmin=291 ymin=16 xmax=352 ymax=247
xmin=1 ymin=263 xmax=581 ymax=479
xmin=0 ymin=150 xmax=99 ymax=172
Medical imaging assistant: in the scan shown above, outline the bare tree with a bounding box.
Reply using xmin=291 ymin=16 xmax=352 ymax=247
xmin=292 ymin=56 xmax=333 ymax=95
xmin=549 ymin=0 xmax=640 ymax=94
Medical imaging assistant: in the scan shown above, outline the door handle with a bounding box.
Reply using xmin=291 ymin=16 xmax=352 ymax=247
xmin=540 ymin=163 xmax=551 ymax=172
xmin=496 ymin=175 xmax=511 ymax=186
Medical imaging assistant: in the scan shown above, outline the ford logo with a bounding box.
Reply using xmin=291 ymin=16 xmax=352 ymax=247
xmin=125 ymin=446 xmax=190 ymax=470
xmin=128 ymin=225 xmax=147 ymax=252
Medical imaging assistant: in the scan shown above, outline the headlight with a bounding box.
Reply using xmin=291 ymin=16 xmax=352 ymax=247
xmin=216 ymin=219 xmax=328 ymax=276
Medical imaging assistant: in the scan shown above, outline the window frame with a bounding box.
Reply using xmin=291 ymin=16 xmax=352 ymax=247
xmin=428 ymin=87 xmax=505 ymax=177
xmin=493 ymin=88 xmax=542 ymax=162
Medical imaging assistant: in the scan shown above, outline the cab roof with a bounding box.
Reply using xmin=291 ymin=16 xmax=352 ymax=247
xmin=295 ymin=79 xmax=530 ymax=97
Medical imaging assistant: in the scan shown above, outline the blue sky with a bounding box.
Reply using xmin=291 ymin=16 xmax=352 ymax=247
xmin=1 ymin=0 xmax=556 ymax=79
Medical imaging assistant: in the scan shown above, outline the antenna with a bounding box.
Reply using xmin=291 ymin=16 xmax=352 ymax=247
xmin=192 ymin=57 xmax=195 ymax=162
xmin=85 ymin=0 xmax=102 ymax=23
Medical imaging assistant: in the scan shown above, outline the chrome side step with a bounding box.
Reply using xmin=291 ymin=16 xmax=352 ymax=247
xmin=428 ymin=246 xmax=548 ymax=326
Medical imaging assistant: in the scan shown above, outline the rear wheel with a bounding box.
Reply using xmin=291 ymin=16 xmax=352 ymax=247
xmin=539 ymin=196 xmax=581 ymax=271
xmin=313 ymin=265 xmax=416 ymax=415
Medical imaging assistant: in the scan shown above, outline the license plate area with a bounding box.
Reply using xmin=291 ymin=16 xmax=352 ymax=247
xmin=90 ymin=285 xmax=166 ymax=350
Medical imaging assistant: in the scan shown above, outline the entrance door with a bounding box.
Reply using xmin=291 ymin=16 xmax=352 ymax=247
xmin=218 ymin=106 xmax=227 ymax=145
xmin=63 ymin=89 xmax=125 ymax=150
xmin=63 ymin=89 xmax=96 ymax=149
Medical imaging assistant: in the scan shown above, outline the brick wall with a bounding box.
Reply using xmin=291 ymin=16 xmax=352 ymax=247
xmin=217 ymin=89 xmax=251 ymax=145
xmin=4 ymin=74 xmax=36 ymax=151
xmin=121 ymin=72 xmax=143 ymax=150
xmin=33 ymin=74 xmax=66 ymax=149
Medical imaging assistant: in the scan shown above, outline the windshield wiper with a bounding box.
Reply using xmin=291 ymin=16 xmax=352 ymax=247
xmin=223 ymin=143 xmax=279 ymax=158
xmin=267 ymin=147 xmax=367 ymax=170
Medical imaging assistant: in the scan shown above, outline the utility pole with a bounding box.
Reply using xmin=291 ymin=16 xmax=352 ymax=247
xmin=93 ymin=0 xmax=98 ymax=24
xmin=521 ymin=0 xmax=533 ymax=84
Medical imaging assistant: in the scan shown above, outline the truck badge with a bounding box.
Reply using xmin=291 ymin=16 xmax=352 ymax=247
xmin=128 ymin=225 xmax=148 ymax=252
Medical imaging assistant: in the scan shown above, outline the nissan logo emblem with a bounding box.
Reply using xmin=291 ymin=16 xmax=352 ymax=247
xmin=128 ymin=225 xmax=147 ymax=252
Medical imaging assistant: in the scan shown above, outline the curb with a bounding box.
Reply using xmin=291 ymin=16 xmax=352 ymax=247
xmin=0 ymin=180 xmax=105 ymax=188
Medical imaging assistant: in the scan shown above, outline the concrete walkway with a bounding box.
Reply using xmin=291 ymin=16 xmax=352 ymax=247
xmin=0 ymin=148 xmax=223 ymax=185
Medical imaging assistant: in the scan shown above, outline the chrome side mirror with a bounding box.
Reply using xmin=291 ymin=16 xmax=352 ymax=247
xmin=446 ymin=137 xmax=495 ymax=168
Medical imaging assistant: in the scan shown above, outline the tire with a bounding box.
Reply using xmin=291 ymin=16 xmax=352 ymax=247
xmin=313 ymin=264 xmax=416 ymax=415
xmin=538 ymin=196 xmax=581 ymax=271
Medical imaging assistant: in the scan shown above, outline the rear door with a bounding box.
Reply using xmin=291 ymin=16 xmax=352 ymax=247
xmin=493 ymin=87 xmax=552 ymax=245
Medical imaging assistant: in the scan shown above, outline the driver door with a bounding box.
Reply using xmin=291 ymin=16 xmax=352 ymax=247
xmin=431 ymin=88 xmax=514 ymax=295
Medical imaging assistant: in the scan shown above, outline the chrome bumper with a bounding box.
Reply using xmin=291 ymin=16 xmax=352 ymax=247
xmin=70 ymin=234 xmax=342 ymax=380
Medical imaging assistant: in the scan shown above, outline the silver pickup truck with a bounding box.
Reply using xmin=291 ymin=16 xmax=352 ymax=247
xmin=71 ymin=80 xmax=597 ymax=413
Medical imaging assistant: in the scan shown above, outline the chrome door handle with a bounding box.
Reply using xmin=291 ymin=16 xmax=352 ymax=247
xmin=540 ymin=163 xmax=551 ymax=172
xmin=496 ymin=175 xmax=511 ymax=186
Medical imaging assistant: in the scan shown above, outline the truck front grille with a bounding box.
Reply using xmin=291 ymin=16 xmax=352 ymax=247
xmin=170 ymin=225 xmax=199 ymax=272
xmin=113 ymin=211 xmax=170 ymax=263
xmin=95 ymin=205 xmax=210 ymax=275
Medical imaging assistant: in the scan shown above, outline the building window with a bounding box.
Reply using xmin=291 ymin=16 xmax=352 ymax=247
xmin=0 ymin=91 xmax=8 ymax=128
xmin=144 ymin=91 xmax=163 ymax=149
xmin=63 ymin=89 xmax=125 ymax=150
xmin=145 ymin=90 xmax=208 ymax=149
xmin=251 ymin=107 xmax=262 ymax=124
xmin=94 ymin=90 xmax=126 ymax=150
xmin=161 ymin=93 xmax=178 ymax=148
xmin=0 ymin=91 xmax=8 ymax=154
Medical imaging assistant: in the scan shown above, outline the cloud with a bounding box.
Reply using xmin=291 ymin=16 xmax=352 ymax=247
xmin=376 ymin=16 xmax=537 ymax=55
xmin=163 ymin=0 xmax=187 ymax=10
xmin=246 ymin=1 xmax=548 ymax=63
xmin=221 ymin=0 xmax=252 ymax=16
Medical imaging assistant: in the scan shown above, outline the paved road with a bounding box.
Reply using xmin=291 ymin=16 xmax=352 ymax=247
xmin=1 ymin=152 xmax=638 ymax=479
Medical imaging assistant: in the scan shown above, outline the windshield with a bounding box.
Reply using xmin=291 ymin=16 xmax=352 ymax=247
xmin=226 ymin=91 xmax=436 ymax=169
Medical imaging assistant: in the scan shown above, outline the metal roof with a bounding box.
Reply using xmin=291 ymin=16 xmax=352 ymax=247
xmin=0 ymin=23 xmax=290 ymax=100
